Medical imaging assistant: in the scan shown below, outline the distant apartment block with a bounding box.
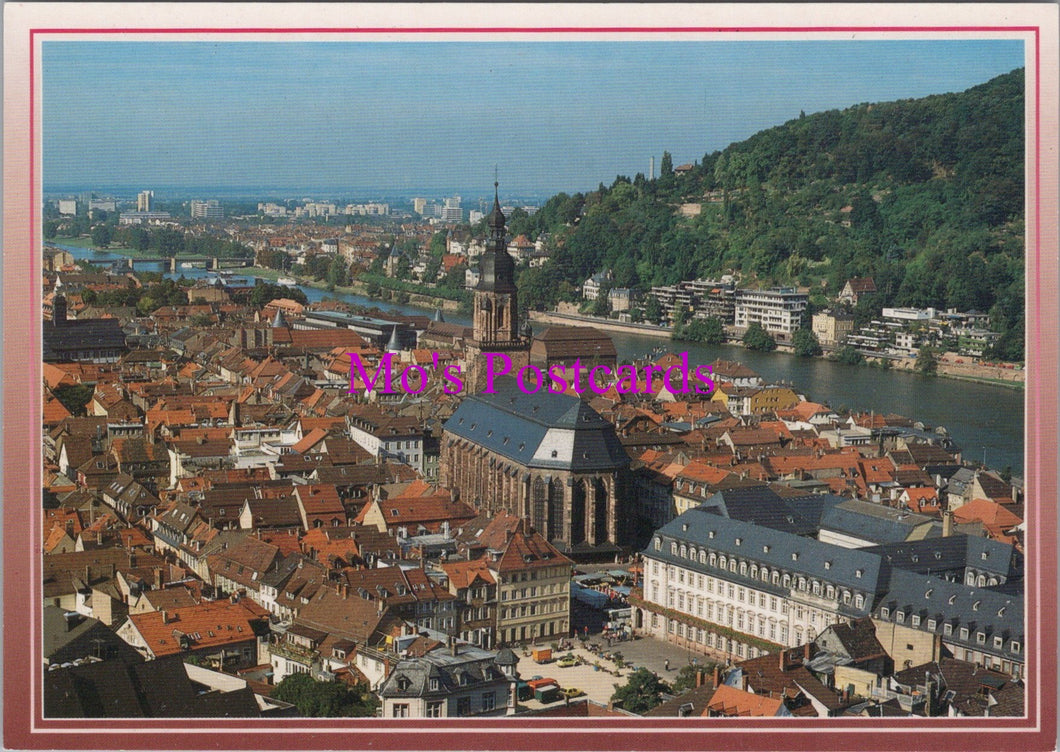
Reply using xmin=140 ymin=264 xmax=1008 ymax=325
xmin=58 ymin=199 xmax=77 ymax=216
xmin=119 ymin=211 xmax=172 ymax=225
xmin=412 ymin=197 xmax=427 ymax=215
xmin=882 ymin=307 xmax=937 ymax=323
xmin=442 ymin=196 xmax=463 ymax=223
xmin=258 ymin=202 xmax=288 ymax=217
xmin=137 ymin=190 xmax=154 ymax=212
xmin=649 ymin=278 xmax=737 ymax=324
xmin=190 ymin=200 xmax=224 ymax=220
xmin=734 ymin=288 xmax=808 ymax=336
xmin=343 ymin=203 xmax=389 ymax=216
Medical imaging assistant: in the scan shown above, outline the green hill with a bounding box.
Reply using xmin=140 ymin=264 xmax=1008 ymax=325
xmin=509 ymin=68 xmax=1025 ymax=361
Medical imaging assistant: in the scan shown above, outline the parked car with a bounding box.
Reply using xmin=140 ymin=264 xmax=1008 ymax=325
xmin=561 ymin=687 xmax=585 ymax=699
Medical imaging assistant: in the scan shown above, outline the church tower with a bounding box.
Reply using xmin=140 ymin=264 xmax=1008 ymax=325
xmin=467 ymin=182 xmax=530 ymax=389
xmin=474 ymin=182 xmax=520 ymax=347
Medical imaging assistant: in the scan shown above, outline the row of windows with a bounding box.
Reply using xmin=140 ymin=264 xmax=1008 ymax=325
xmin=653 ymin=549 xmax=866 ymax=609
xmin=501 ymin=600 xmax=565 ymax=620
xmin=501 ymin=583 xmax=566 ymax=601
xmin=880 ymin=607 xmax=1020 ymax=653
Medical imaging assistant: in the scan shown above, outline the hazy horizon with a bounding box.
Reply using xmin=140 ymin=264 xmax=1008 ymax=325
xmin=43 ymin=39 xmax=1024 ymax=199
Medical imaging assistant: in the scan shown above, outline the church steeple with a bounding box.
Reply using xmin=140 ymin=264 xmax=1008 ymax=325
xmin=488 ymin=180 xmax=506 ymax=251
xmin=476 ymin=181 xmax=515 ymax=294
xmin=471 ymin=179 xmax=522 ymax=350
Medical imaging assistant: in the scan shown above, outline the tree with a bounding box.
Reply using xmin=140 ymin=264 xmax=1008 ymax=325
xmin=915 ymin=346 xmax=938 ymax=375
xmin=590 ymin=286 xmax=611 ymax=317
xmin=326 ymin=255 xmax=350 ymax=289
xmin=90 ymin=224 xmax=112 ymax=248
xmin=792 ymin=328 xmax=822 ymax=357
xmin=610 ymin=668 xmax=666 ymax=714
xmin=675 ymin=316 xmax=724 ymax=345
xmin=273 ymin=674 xmax=378 ymax=717
xmin=742 ymin=323 xmax=777 ymax=352
xmin=52 ymin=384 xmax=94 ymax=416
xmin=832 ymin=345 xmax=864 ymax=365
xmin=660 ymin=151 xmax=673 ymax=177
xmin=670 ymin=662 xmax=717 ymax=695
xmin=644 ymin=296 xmax=663 ymax=325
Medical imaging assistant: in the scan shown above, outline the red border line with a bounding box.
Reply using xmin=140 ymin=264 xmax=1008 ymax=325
xmin=29 ymin=25 xmax=1042 ymax=34
xmin=13 ymin=22 xmax=1052 ymax=752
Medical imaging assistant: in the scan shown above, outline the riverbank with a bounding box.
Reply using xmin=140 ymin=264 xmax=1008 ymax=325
xmin=246 ymin=267 xmax=466 ymax=313
xmin=529 ymin=310 xmax=673 ymax=339
xmin=50 ymin=239 xmax=214 ymax=262
xmin=530 ymin=309 xmax=1024 ymax=390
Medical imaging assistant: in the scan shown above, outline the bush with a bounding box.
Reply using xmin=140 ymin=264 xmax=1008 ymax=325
xmin=742 ymin=323 xmax=777 ymax=352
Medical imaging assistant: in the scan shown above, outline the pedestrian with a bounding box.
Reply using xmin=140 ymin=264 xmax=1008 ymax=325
xmin=665 ymin=659 xmax=670 ymax=671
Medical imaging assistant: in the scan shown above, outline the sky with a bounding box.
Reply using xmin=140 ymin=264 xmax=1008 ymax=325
xmin=42 ymin=39 xmax=1025 ymax=199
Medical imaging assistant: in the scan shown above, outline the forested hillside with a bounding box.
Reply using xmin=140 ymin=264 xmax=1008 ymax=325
xmin=508 ymin=69 xmax=1024 ymax=360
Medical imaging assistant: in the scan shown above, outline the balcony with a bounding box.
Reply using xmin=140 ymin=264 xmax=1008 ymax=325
xmin=269 ymin=640 xmax=319 ymax=664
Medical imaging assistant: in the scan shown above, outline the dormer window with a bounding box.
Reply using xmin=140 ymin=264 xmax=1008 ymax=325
xmin=429 ymin=678 xmax=440 ymax=691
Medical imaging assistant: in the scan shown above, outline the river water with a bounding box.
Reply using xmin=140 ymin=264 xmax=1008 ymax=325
xmin=61 ymin=245 xmax=1026 ymax=473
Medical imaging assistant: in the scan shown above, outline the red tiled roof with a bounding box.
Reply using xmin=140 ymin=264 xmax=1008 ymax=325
xmin=705 ymin=684 xmax=785 ymax=717
xmin=127 ymin=600 xmax=266 ymax=658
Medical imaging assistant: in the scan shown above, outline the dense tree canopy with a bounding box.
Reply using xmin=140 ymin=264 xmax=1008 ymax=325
xmin=610 ymin=668 xmax=667 ymax=715
xmin=508 ymin=69 xmax=1024 ymax=357
xmin=273 ymin=674 xmax=378 ymax=717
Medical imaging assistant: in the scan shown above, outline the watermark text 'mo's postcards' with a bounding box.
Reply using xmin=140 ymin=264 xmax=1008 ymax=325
xmin=348 ymin=352 xmax=713 ymax=397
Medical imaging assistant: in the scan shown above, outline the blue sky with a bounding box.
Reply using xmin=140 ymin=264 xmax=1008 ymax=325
xmin=42 ymin=39 xmax=1025 ymax=198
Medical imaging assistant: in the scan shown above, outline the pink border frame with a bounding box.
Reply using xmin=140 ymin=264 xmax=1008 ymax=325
xmin=5 ymin=22 xmax=1056 ymax=752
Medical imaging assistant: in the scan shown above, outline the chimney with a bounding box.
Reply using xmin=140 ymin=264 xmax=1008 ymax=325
xmin=448 ymin=635 xmax=458 ymax=657
xmin=804 ymin=642 xmax=812 ymax=662
xmin=740 ymin=673 xmax=748 ymax=691
xmin=713 ymin=665 xmax=721 ymax=688
xmin=695 ymin=669 xmax=704 ymax=688
xmin=779 ymin=648 xmax=786 ymax=671
xmin=161 ymin=610 xmax=170 ymax=624
xmin=942 ymin=510 xmax=953 ymax=537
xmin=153 ymin=567 xmax=163 ymax=589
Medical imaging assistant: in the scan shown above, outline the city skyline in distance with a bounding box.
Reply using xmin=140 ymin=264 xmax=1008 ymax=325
xmin=44 ymin=39 xmax=1024 ymax=198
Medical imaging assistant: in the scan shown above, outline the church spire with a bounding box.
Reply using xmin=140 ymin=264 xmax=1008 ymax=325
xmin=487 ymin=179 xmax=506 ymax=252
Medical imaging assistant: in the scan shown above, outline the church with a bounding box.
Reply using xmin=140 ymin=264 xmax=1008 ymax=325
xmin=440 ymin=185 xmax=633 ymax=557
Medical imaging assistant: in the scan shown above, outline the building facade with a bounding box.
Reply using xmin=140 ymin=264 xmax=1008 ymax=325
xmin=734 ymin=288 xmax=809 ymax=338
xmin=440 ymin=383 xmax=632 ymax=554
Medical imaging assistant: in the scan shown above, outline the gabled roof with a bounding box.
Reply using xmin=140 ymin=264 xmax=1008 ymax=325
xmin=443 ymin=378 xmax=630 ymax=472
xmin=125 ymin=600 xmax=267 ymax=658
xmin=706 ymin=684 xmax=786 ymax=717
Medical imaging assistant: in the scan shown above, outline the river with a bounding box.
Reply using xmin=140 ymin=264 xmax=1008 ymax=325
xmin=60 ymin=244 xmax=1026 ymax=473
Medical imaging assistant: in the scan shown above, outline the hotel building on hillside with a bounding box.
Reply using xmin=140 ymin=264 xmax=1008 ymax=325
xmin=734 ymin=287 xmax=809 ymax=339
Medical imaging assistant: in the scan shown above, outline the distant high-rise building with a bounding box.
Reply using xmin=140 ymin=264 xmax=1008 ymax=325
xmin=442 ymin=195 xmax=462 ymax=223
xmin=412 ymin=197 xmax=427 ymax=215
xmin=137 ymin=190 xmax=153 ymax=212
xmin=190 ymin=199 xmax=223 ymax=220
xmin=58 ymin=200 xmax=77 ymax=216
